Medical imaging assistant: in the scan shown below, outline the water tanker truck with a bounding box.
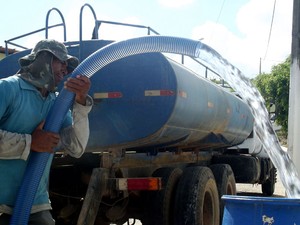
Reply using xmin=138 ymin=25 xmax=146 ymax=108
xmin=0 ymin=4 xmax=276 ymax=225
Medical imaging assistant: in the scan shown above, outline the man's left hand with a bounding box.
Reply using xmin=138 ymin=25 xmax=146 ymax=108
xmin=64 ymin=75 xmax=91 ymax=105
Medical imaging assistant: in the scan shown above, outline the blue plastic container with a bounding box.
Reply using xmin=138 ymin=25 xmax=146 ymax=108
xmin=222 ymin=195 xmax=300 ymax=225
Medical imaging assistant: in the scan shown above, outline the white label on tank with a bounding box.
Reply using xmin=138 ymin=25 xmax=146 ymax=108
xmin=145 ymin=90 xmax=175 ymax=96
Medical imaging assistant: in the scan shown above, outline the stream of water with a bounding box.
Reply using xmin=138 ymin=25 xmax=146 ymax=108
xmin=197 ymin=43 xmax=300 ymax=198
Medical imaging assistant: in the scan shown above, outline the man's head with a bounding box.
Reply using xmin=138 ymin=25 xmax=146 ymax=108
xmin=18 ymin=39 xmax=79 ymax=92
xmin=19 ymin=39 xmax=79 ymax=72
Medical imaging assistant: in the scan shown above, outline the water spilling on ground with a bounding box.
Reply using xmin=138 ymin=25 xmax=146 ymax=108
xmin=198 ymin=42 xmax=300 ymax=198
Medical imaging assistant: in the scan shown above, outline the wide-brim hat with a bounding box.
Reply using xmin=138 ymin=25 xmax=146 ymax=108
xmin=19 ymin=39 xmax=79 ymax=73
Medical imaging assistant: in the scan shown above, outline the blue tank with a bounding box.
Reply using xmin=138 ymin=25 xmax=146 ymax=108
xmin=0 ymin=40 xmax=254 ymax=151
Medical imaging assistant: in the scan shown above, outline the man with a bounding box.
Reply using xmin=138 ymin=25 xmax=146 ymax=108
xmin=0 ymin=39 xmax=93 ymax=224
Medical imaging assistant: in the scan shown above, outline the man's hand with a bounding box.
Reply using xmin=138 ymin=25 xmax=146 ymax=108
xmin=31 ymin=121 xmax=60 ymax=153
xmin=64 ymin=75 xmax=91 ymax=105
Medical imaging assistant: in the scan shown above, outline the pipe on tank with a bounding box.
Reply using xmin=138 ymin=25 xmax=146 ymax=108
xmin=10 ymin=36 xmax=203 ymax=224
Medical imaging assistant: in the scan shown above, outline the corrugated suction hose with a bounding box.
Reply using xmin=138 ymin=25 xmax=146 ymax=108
xmin=10 ymin=36 xmax=202 ymax=224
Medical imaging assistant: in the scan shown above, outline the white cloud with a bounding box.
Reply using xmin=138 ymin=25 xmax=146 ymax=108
xmin=191 ymin=0 xmax=293 ymax=78
xmin=158 ymin=0 xmax=195 ymax=8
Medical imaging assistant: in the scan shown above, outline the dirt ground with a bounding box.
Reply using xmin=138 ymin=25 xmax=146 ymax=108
xmin=236 ymin=176 xmax=286 ymax=197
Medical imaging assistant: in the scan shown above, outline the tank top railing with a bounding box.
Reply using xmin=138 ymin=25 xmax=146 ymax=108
xmin=95 ymin=20 xmax=160 ymax=36
xmin=45 ymin=8 xmax=67 ymax=41
xmin=4 ymin=7 xmax=66 ymax=56
xmin=77 ymin=4 xmax=226 ymax=84
xmin=4 ymin=3 xmax=227 ymax=87
xmin=79 ymin=3 xmax=99 ymax=42
xmin=78 ymin=3 xmax=160 ymax=60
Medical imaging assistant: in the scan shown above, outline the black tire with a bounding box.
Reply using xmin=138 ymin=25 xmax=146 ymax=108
xmin=143 ymin=167 xmax=182 ymax=225
xmin=174 ymin=166 xmax=220 ymax=225
xmin=210 ymin=164 xmax=236 ymax=221
xmin=262 ymin=167 xmax=276 ymax=196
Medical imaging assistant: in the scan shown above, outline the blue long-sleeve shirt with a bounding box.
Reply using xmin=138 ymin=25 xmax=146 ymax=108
xmin=0 ymin=75 xmax=92 ymax=214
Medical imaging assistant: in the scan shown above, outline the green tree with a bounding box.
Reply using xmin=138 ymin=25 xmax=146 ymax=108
xmin=253 ymin=57 xmax=290 ymax=135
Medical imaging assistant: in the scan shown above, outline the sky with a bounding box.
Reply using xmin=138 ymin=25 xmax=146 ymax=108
xmin=0 ymin=0 xmax=294 ymax=78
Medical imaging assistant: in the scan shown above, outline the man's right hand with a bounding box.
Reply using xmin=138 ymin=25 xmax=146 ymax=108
xmin=31 ymin=121 xmax=60 ymax=153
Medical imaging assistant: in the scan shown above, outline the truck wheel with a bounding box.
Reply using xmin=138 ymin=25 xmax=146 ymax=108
xmin=210 ymin=164 xmax=236 ymax=221
xmin=174 ymin=166 xmax=220 ymax=225
xmin=143 ymin=167 xmax=182 ymax=225
xmin=262 ymin=167 xmax=276 ymax=196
